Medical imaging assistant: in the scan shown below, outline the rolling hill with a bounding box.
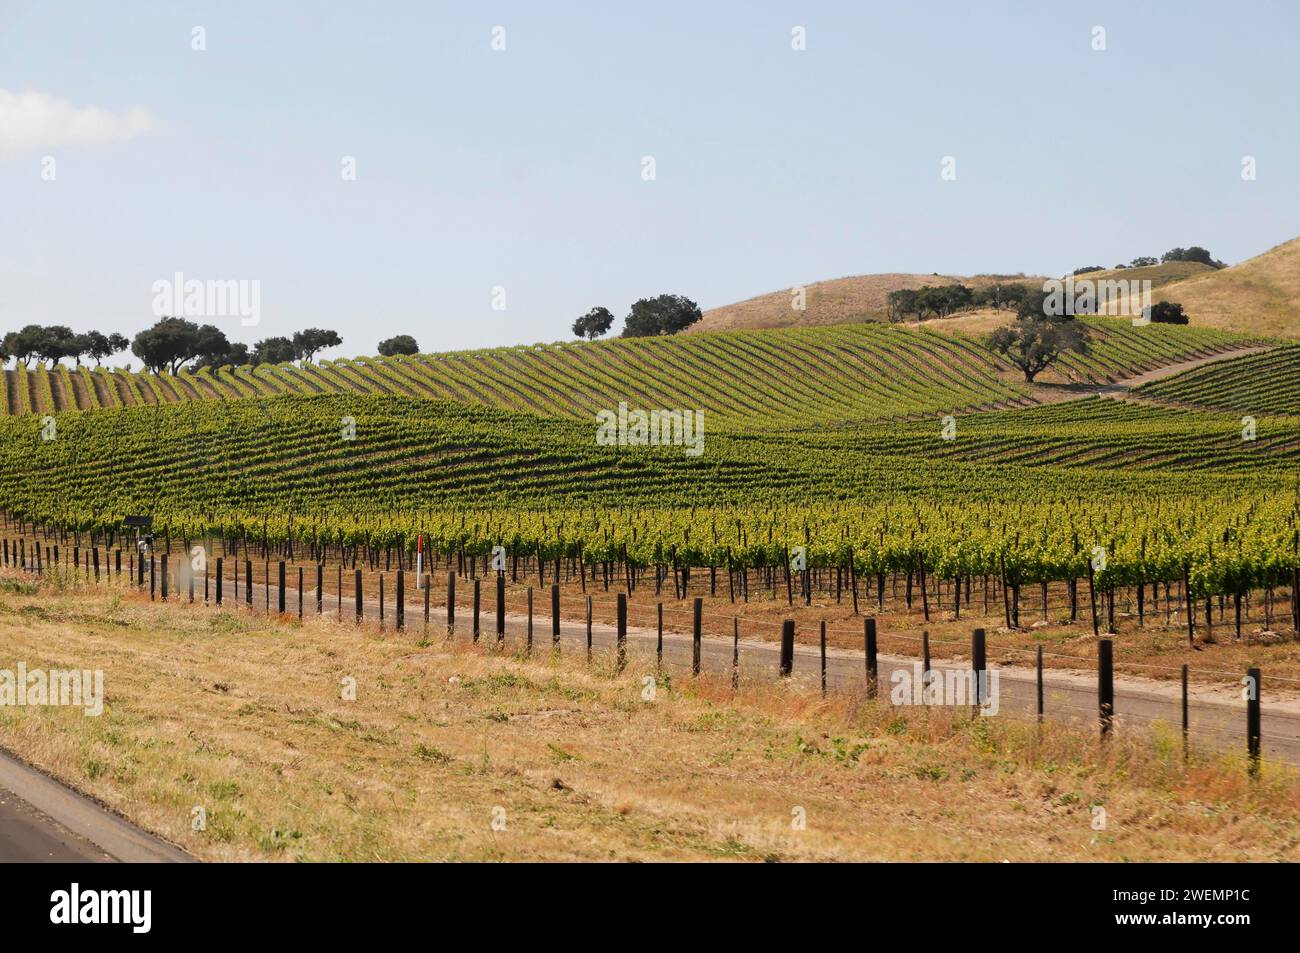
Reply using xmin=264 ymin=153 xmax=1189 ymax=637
xmin=0 ymin=320 xmax=1257 ymax=425
xmin=691 ymin=272 xmax=1046 ymax=333
xmin=1141 ymin=237 xmax=1300 ymax=339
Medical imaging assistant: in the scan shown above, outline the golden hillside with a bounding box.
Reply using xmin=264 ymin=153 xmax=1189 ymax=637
xmin=1146 ymin=238 xmax=1300 ymax=338
xmin=693 ymin=272 xmax=1044 ymax=333
xmin=1070 ymin=260 xmax=1214 ymax=289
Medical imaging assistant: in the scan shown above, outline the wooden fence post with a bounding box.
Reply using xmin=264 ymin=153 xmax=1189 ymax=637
xmin=1036 ymin=644 xmax=1044 ymax=722
xmin=354 ymin=569 xmax=362 ymax=623
xmin=278 ymin=561 xmax=286 ymax=614
xmin=732 ymin=618 xmax=740 ymax=690
xmin=865 ymin=618 xmax=877 ymax=698
xmin=779 ymin=620 xmax=795 ymax=677
xmin=245 ymin=560 xmax=252 ymax=607
xmin=1247 ymin=667 xmax=1261 ymax=777
xmin=495 ymin=574 xmax=504 ymax=646
xmin=1098 ymin=638 xmax=1114 ymax=738
xmin=551 ymin=584 xmax=561 ymax=648
xmin=472 ymin=578 xmax=480 ymax=642
xmin=692 ymin=597 xmax=702 ymax=675
xmin=819 ymin=621 xmax=827 ymax=697
xmin=972 ymin=627 xmax=987 ymax=714
xmin=397 ymin=570 xmax=405 ymax=631
xmin=922 ymin=630 xmax=931 ymax=696
xmin=616 ymin=592 xmax=627 ymax=672
xmin=656 ymin=603 xmax=663 ymax=670
xmin=1181 ymin=663 xmax=1189 ymax=763
xmin=446 ymin=571 xmax=455 ymax=636
xmin=316 ymin=563 xmax=323 ymax=615
xmin=215 ymin=557 xmax=223 ymax=605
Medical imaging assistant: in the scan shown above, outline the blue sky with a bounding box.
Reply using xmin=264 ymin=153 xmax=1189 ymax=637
xmin=1 ymin=1 xmax=1297 ymax=360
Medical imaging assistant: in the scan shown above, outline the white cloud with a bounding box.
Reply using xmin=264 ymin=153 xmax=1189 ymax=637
xmin=0 ymin=89 xmax=155 ymax=160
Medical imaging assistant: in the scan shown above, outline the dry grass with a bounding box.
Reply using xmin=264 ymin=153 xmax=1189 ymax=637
xmin=1135 ymin=238 xmax=1300 ymax=339
xmin=694 ymin=273 xmax=1045 ymax=334
xmin=0 ymin=577 xmax=1296 ymax=862
xmin=904 ymin=307 xmax=1017 ymax=339
xmin=1070 ymin=261 xmax=1215 ymax=290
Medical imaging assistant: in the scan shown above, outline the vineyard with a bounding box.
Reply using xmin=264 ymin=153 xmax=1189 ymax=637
xmin=0 ymin=319 xmax=1260 ymax=425
xmin=1 ymin=388 xmax=1298 ymax=619
xmin=1136 ymin=345 xmax=1300 ymax=416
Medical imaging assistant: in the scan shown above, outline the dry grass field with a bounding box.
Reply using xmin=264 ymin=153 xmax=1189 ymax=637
xmin=0 ymin=574 xmax=1296 ymax=862
xmin=693 ymin=272 xmax=1045 ymax=333
xmin=694 ymin=238 xmax=1300 ymax=340
xmin=1137 ymin=238 xmax=1300 ymax=339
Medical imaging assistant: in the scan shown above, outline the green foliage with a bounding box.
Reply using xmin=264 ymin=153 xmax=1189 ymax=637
xmin=1149 ymin=301 xmax=1188 ymax=325
xmin=621 ymin=294 xmax=701 ymax=337
xmin=377 ymin=335 xmax=419 ymax=356
xmin=1137 ymin=345 xmax=1299 ymax=415
xmin=572 ymin=307 xmax=614 ymax=341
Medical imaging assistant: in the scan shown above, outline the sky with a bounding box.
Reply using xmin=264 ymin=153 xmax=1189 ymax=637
xmin=1 ymin=1 xmax=1297 ymax=361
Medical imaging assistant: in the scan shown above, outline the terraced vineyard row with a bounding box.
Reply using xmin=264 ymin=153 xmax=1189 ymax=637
xmin=0 ymin=320 xmax=1261 ymax=425
xmin=1 ymin=394 xmax=1298 ymax=600
xmin=1047 ymin=317 xmax=1254 ymax=384
xmin=1136 ymin=345 xmax=1300 ymax=416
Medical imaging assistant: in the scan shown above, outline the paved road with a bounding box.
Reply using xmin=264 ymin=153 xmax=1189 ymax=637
xmin=0 ymin=749 xmax=192 ymax=863
xmin=0 ymin=787 xmax=113 ymax=862
xmin=263 ymin=580 xmax=1300 ymax=767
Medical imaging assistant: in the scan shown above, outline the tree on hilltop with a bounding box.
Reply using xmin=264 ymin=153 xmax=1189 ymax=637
xmin=292 ymin=328 xmax=342 ymax=363
xmin=378 ymin=335 xmax=419 ymax=356
xmin=621 ymin=295 xmax=702 ymax=337
xmin=572 ymin=307 xmax=614 ymax=340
